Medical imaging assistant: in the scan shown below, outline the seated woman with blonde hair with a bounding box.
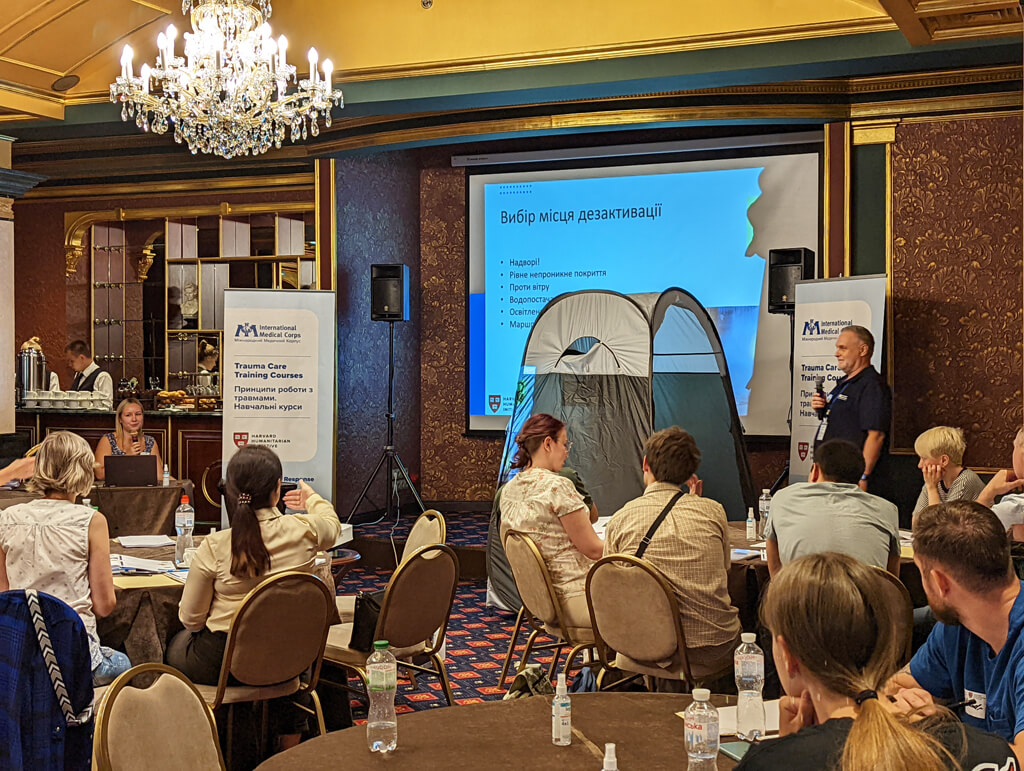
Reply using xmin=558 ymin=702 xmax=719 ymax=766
xmin=94 ymin=397 xmax=164 ymax=481
xmin=499 ymin=413 xmax=603 ymax=627
xmin=0 ymin=431 xmax=130 ymax=685
xmin=912 ymin=426 xmax=985 ymax=519
xmin=737 ymin=552 xmax=1015 ymax=770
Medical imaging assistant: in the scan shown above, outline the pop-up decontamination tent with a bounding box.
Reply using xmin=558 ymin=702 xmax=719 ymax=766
xmin=497 ymin=287 xmax=756 ymax=516
xmin=487 ymin=288 xmax=758 ymax=611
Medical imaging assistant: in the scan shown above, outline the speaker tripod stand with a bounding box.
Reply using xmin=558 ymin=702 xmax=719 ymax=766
xmin=348 ymin=320 xmax=426 ymax=522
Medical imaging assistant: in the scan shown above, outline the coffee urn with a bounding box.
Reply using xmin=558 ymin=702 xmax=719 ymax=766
xmin=16 ymin=348 xmax=46 ymax=405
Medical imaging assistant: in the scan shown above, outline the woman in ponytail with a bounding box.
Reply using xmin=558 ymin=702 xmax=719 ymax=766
xmin=167 ymin=445 xmax=342 ymax=693
xmin=499 ymin=413 xmax=603 ymax=626
xmin=738 ymin=553 xmax=1015 ymax=771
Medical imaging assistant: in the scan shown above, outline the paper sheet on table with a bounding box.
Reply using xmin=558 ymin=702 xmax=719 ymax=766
xmin=117 ymin=535 xmax=175 ymax=548
xmin=731 ymin=549 xmax=760 ymax=561
xmin=899 ymin=529 xmax=914 ymax=544
xmin=110 ymin=554 xmax=175 ymax=574
xmin=593 ymin=516 xmax=612 ymax=540
xmin=678 ymin=700 xmax=781 ymax=737
xmin=166 ymin=570 xmax=189 ymax=583
xmin=749 ymin=541 xmax=767 ymax=548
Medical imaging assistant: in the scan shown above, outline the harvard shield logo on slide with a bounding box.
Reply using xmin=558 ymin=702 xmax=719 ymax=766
xmin=488 ymin=395 xmax=501 ymax=413
xmin=798 ymin=442 xmax=809 ymax=461
xmin=233 ymin=432 xmax=249 ymax=448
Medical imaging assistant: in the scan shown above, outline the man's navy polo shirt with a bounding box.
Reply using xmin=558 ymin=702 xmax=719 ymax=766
xmin=817 ymin=365 xmax=891 ymax=451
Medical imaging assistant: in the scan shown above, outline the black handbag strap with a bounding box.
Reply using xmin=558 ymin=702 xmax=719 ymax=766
xmin=634 ymin=491 xmax=684 ymax=559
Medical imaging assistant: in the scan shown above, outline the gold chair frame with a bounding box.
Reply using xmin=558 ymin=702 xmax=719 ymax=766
xmin=500 ymin=530 xmax=596 ymax=685
xmin=586 ymin=553 xmax=698 ymax=691
xmin=94 ymin=662 xmax=226 ymax=771
xmin=204 ymin=570 xmax=334 ymax=762
xmin=871 ymin=565 xmax=915 ymax=667
xmin=324 ymin=543 xmax=460 ymax=707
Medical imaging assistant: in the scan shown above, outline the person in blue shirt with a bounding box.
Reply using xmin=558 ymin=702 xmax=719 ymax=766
xmin=888 ymin=500 xmax=1024 ymax=762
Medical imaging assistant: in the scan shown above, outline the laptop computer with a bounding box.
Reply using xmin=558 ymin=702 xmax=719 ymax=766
xmin=104 ymin=455 xmax=159 ymax=487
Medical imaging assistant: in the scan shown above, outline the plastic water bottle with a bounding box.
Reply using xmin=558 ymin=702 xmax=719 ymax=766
xmin=162 ymin=464 xmax=170 ymax=487
xmin=552 ymin=672 xmax=571 ymax=746
xmin=684 ymin=688 xmax=719 ymax=761
xmin=758 ymin=489 xmax=772 ymax=538
xmin=735 ymin=632 xmax=766 ymax=741
xmin=745 ymin=507 xmax=756 ymax=541
xmin=602 ymin=743 xmax=618 ymax=770
xmin=367 ymin=640 xmax=398 ymax=753
xmin=174 ymin=494 xmax=194 ymax=567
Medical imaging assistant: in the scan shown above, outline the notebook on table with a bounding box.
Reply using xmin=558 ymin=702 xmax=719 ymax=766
xmin=104 ymin=455 xmax=159 ymax=487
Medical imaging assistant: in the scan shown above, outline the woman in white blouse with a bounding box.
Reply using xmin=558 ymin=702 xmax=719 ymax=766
xmin=0 ymin=431 xmax=129 ymax=684
xmin=500 ymin=413 xmax=604 ymax=625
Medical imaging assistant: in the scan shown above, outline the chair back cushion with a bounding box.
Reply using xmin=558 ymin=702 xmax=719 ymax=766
xmin=379 ymin=545 xmax=458 ymax=649
xmin=227 ymin=573 xmax=331 ymax=685
xmin=588 ymin=559 xmax=679 ymax=663
xmin=401 ymin=511 xmax=445 ymax=564
xmin=106 ymin=671 xmax=222 ymax=771
xmin=504 ymin=532 xmax=558 ymax=626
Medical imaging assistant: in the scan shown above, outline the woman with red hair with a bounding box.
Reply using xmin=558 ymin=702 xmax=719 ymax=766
xmin=500 ymin=414 xmax=604 ymax=623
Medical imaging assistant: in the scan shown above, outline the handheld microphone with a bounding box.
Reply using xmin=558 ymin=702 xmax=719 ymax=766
xmin=814 ymin=376 xmax=826 ymax=420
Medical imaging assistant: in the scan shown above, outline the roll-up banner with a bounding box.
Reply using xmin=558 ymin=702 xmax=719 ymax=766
xmin=221 ymin=289 xmax=336 ymax=526
xmin=789 ymin=275 xmax=887 ymax=483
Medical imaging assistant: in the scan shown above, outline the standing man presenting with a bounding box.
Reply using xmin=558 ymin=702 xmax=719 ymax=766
xmin=64 ymin=340 xmax=113 ymax=410
xmin=809 ymin=325 xmax=891 ymax=496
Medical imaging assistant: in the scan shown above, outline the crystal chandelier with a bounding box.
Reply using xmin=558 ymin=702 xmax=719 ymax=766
xmin=109 ymin=0 xmax=343 ymax=159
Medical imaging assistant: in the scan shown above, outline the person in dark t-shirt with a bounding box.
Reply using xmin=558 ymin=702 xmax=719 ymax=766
xmin=738 ymin=552 xmax=1017 ymax=771
xmin=810 ymin=325 xmax=891 ymax=496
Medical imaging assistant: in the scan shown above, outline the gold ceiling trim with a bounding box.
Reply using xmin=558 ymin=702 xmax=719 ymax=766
xmin=881 ymin=0 xmax=1022 ymax=44
xmin=851 ymin=119 xmax=900 ymax=144
xmin=0 ymin=0 xmax=91 ymax=58
xmin=22 ymin=172 xmax=315 ymax=201
xmin=334 ymin=18 xmax=897 ymax=83
xmin=848 ymin=90 xmax=1021 ymax=118
xmin=311 ymin=103 xmax=850 ymax=155
xmin=64 ymin=200 xmax=314 ymax=275
xmin=0 ymin=55 xmax=63 ymax=77
xmin=899 ymin=107 xmax=1023 ymax=123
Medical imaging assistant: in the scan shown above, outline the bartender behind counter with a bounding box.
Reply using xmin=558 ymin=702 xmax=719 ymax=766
xmin=64 ymin=340 xmax=113 ymax=410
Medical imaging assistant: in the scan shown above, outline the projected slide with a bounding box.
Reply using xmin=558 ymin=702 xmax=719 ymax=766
xmin=467 ymin=153 xmax=819 ymax=434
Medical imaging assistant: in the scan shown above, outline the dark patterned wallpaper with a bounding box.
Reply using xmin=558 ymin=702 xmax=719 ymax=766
xmin=891 ymin=116 xmax=1023 ymax=467
xmin=334 ymin=153 xmax=422 ymax=516
xmin=419 ymin=166 xmax=503 ymax=502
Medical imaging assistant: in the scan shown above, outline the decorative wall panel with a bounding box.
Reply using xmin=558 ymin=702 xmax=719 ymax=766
xmin=420 ymin=166 xmax=503 ymax=502
xmin=891 ymin=116 xmax=1022 ymax=467
xmin=334 ymin=153 xmax=422 ymax=516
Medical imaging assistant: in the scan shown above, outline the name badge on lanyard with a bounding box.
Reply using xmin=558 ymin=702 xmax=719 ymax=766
xmin=816 ymin=418 xmax=828 ymax=442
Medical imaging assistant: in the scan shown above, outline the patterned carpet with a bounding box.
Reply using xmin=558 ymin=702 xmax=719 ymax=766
xmin=350 ymin=509 xmax=491 ymax=549
xmin=338 ymin=564 xmax=556 ymax=721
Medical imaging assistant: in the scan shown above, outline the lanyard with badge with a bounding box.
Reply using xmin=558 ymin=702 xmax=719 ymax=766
xmin=816 ymin=379 xmax=853 ymax=441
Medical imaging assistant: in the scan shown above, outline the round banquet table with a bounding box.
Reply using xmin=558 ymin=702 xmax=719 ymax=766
xmin=256 ymin=692 xmax=740 ymax=770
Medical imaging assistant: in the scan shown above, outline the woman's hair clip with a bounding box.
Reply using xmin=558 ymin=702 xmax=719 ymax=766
xmin=237 ymin=492 xmax=252 ymax=505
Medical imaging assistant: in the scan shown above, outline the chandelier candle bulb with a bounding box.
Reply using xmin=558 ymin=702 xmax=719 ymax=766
xmin=308 ymin=47 xmax=318 ymax=81
xmin=278 ymin=34 xmax=287 ymax=68
xmin=140 ymin=64 xmax=150 ymax=93
xmin=323 ymin=58 xmax=333 ymax=89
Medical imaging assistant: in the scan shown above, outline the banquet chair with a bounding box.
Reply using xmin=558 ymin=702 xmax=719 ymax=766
xmin=335 ymin=509 xmax=446 ymax=622
xmin=586 ymin=554 xmax=732 ymax=691
xmin=500 ymin=531 xmax=596 ymax=686
xmin=192 ymin=571 xmax=334 ymax=765
xmin=94 ymin=663 xmax=225 ymax=771
xmin=871 ymin=565 xmax=914 ymax=667
xmin=321 ymin=543 xmax=459 ymax=706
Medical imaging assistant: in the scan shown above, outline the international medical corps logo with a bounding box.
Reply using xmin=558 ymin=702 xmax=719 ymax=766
xmin=235 ymin=323 xmax=258 ymax=338
xmin=802 ymin=319 xmax=821 ymax=336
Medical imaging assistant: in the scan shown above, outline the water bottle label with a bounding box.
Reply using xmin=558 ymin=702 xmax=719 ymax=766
xmin=735 ymin=653 xmax=764 ymax=679
xmin=685 ymin=717 xmax=718 ymax=747
xmin=368 ymin=663 xmax=396 ymax=691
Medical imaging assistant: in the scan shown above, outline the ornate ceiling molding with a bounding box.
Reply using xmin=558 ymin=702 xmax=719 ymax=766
xmin=879 ymin=0 xmax=1022 ymax=45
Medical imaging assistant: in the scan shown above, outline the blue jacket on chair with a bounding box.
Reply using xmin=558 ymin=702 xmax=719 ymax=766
xmin=0 ymin=591 xmax=94 ymax=770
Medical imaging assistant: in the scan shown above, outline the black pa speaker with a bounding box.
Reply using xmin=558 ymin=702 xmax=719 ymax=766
xmin=370 ymin=264 xmax=410 ymax=322
xmin=767 ymin=248 xmax=815 ymax=315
